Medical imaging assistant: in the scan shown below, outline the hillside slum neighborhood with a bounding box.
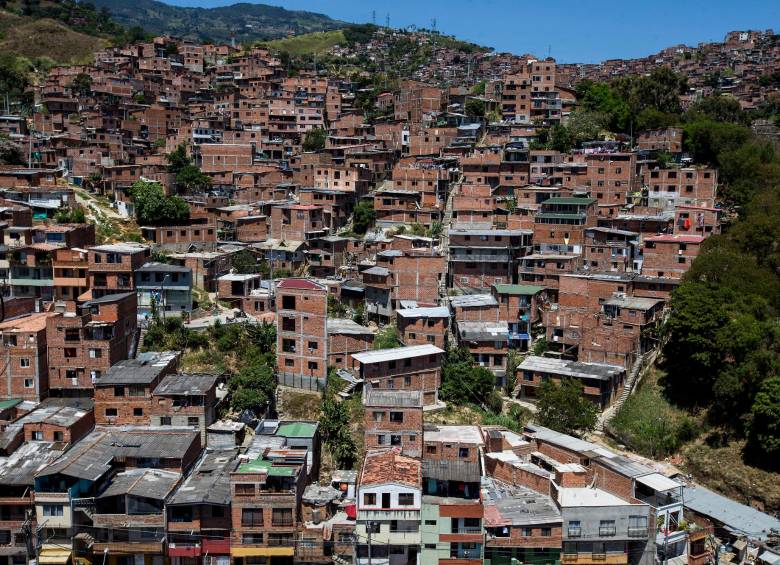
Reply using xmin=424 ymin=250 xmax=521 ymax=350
xmin=0 ymin=29 xmax=779 ymax=565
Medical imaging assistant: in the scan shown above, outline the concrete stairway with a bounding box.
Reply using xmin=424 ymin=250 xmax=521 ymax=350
xmin=596 ymin=349 xmax=658 ymax=432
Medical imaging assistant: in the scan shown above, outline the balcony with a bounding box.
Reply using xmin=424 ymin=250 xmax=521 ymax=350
xmin=202 ymin=537 xmax=231 ymax=554
xmin=599 ymin=526 xmax=616 ymax=537
xmin=568 ymin=528 xmax=582 ymax=538
xmin=627 ymin=527 xmax=648 ymax=538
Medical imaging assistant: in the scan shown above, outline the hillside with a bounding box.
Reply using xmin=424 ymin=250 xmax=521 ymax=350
xmin=91 ymin=0 xmax=345 ymax=45
xmin=263 ymin=29 xmax=347 ymax=56
xmin=0 ymin=14 xmax=108 ymax=64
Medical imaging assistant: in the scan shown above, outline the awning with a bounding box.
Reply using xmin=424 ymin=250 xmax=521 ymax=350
xmin=636 ymin=472 xmax=680 ymax=493
xmin=39 ymin=545 xmax=72 ymax=565
xmin=230 ymin=547 xmax=294 ymax=557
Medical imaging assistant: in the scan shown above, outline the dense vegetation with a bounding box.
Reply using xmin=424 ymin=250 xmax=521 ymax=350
xmin=563 ymin=70 xmax=780 ymax=470
xmin=92 ymin=0 xmax=343 ymax=45
xmin=143 ymin=318 xmax=277 ymax=416
xmin=128 ymin=180 xmax=190 ymax=227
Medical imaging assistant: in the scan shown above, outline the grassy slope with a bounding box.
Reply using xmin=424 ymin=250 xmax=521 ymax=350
xmin=263 ymin=30 xmax=346 ymax=56
xmin=0 ymin=15 xmax=107 ymax=64
xmin=609 ymin=364 xmax=780 ymax=512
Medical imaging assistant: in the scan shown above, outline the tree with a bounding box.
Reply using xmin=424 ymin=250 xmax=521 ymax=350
xmin=465 ymin=97 xmax=485 ymax=118
xmin=302 ymin=128 xmax=326 ymax=152
xmin=536 ymin=379 xmax=598 ymax=435
xmin=505 ymin=350 xmax=521 ymax=397
xmin=129 ymin=180 xmax=190 ymax=226
xmin=373 ymin=324 xmax=400 ymax=350
xmin=746 ymin=376 xmax=780 ymax=467
xmin=352 ymin=200 xmax=375 ymax=235
xmin=0 ymin=138 xmax=24 ymax=166
xmin=176 ymin=164 xmax=212 ymax=193
xmin=440 ymin=346 xmax=496 ymax=407
xmin=68 ymin=73 xmax=93 ymax=96
xmin=166 ymin=143 xmax=191 ymax=174
xmin=320 ymin=396 xmax=357 ymax=469
xmin=54 ymin=206 xmax=86 ymax=224
xmin=231 ymin=249 xmax=261 ymax=274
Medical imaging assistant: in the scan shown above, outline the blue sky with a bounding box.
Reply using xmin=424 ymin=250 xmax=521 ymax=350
xmin=164 ymin=0 xmax=779 ymax=63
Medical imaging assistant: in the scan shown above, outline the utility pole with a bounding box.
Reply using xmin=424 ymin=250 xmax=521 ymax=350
xmin=367 ymin=521 xmax=373 ymax=565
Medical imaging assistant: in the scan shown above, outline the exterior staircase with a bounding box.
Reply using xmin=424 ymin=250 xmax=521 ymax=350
xmin=596 ymin=349 xmax=658 ymax=433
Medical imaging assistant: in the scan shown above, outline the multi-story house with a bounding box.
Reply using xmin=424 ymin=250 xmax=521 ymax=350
xmin=52 ymin=248 xmax=89 ymax=302
xmin=88 ymin=243 xmax=150 ymax=298
xmin=517 ymin=356 xmax=626 ymax=408
xmin=135 ymin=263 xmax=193 ymax=319
xmin=46 ymin=292 xmax=138 ymax=395
xmin=421 ymin=425 xmax=485 ymax=565
xmin=363 ymin=386 xmax=423 ymax=457
xmin=640 ymin=235 xmax=704 ymax=279
xmin=482 ymin=477 xmax=563 ymax=565
xmin=275 ymin=278 xmax=328 ymax=390
xmin=151 ymin=372 xmax=222 ymax=444
xmin=396 ymin=306 xmax=449 ymax=350
xmin=0 ymin=312 xmax=57 ymax=401
xmin=327 ymin=318 xmax=375 ymax=369
xmin=166 ymin=448 xmax=238 ymax=565
xmin=449 ymin=228 xmax=532 ymax=291
xmin=35 ymin=428 xmax=201 ymax=564
xmin=229 ymin=434 xmax=309 ymax=564
xmin=356 ymin=448 xmax=422 ymax=565
xmin=93 ymin=351 xmax=179 ymax=425
xmin=91 ymin=468 xmax=182 ymax=565
xmin=350 ymin=344 xmax=444 ymax=407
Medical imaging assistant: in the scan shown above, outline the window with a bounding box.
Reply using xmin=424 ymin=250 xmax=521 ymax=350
xmin=20 ymin=358 xmax=30 ymax=368
xmin=242 ymin=509 xmax=264 ymax=527
xmin=105 ymin=408 xmax=118 ymax=417
xmin=31 ymin=431 xmax=43 ymax=441
xmin=599 ymin=520 xmax=616 ymax=536
xmin=459 ymin=447 xmax=470 ymax=458
xmin=160 ymin=416 xmax=171 ymax=426
xmin=398 ymin=493 xmax=414 ymax=506
xmin=426 ymin=445 xmax=436 ymax=455
xmin=389 ymin=411 xmax=403 ymax=423
xmin=24 ymin=378 xmax=33 ymax=388
xmin=568 ymin=520 xmax=582 ymax=537
xmin=307 ymin=341 xmax=318 ymax=350
xmin=307 ymin=361 xmax=318 ymax=371
xmin=522 ymin=527 xmax=533 ymax=536
xmin=363 ymin=493 xmax=376 ymax=506
xmin=235 ymin=483 xmax=255 ymax=496
xmin=281 ymin=295 xmax=295 ymax=309
xmin=114 ymin=386 xmax=125 ymax=397
xmin=53 ymin=431 xmax=63 ymax=442
xmin=541 ymin=527 xmax=552 ymax=537
xmin=242 ymin=533 xmax=263 ymax=544
xmin=628 ymin=515 xmax=648 ymax=536
xmin=42 ymin=505 xmax=63 ymax=517
xmin=282 ymin=339 xmax=296 ymax=353
xmin=390 ymin=435 xmax=401 ymax=446
xmin=188 ymin=417 xmax=199 ymax=426
xmin=133 ymin=408 xmax=143 ymax=417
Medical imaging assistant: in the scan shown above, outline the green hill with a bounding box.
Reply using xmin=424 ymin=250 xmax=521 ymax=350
xmin=91 ymin=0 xmax=345 ymax=45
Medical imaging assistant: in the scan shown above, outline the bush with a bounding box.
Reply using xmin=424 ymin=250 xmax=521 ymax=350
xmin=536 ymin=378 xmax=598 ymax=436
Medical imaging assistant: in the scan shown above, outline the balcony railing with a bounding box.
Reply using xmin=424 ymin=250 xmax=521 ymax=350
xmin=568 ymin=528 xmax=582 ymax=538
xmin=628 ymin=527 xmax=649 ymax=538
xmin=451 ymin=526 xmax=482 ymax=534
xmin=599 ymin=527 xmax=616 ymax=537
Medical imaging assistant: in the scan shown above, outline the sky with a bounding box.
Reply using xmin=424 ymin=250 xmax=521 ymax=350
xmin=163 ymin=0 xmax=779 ymax=63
